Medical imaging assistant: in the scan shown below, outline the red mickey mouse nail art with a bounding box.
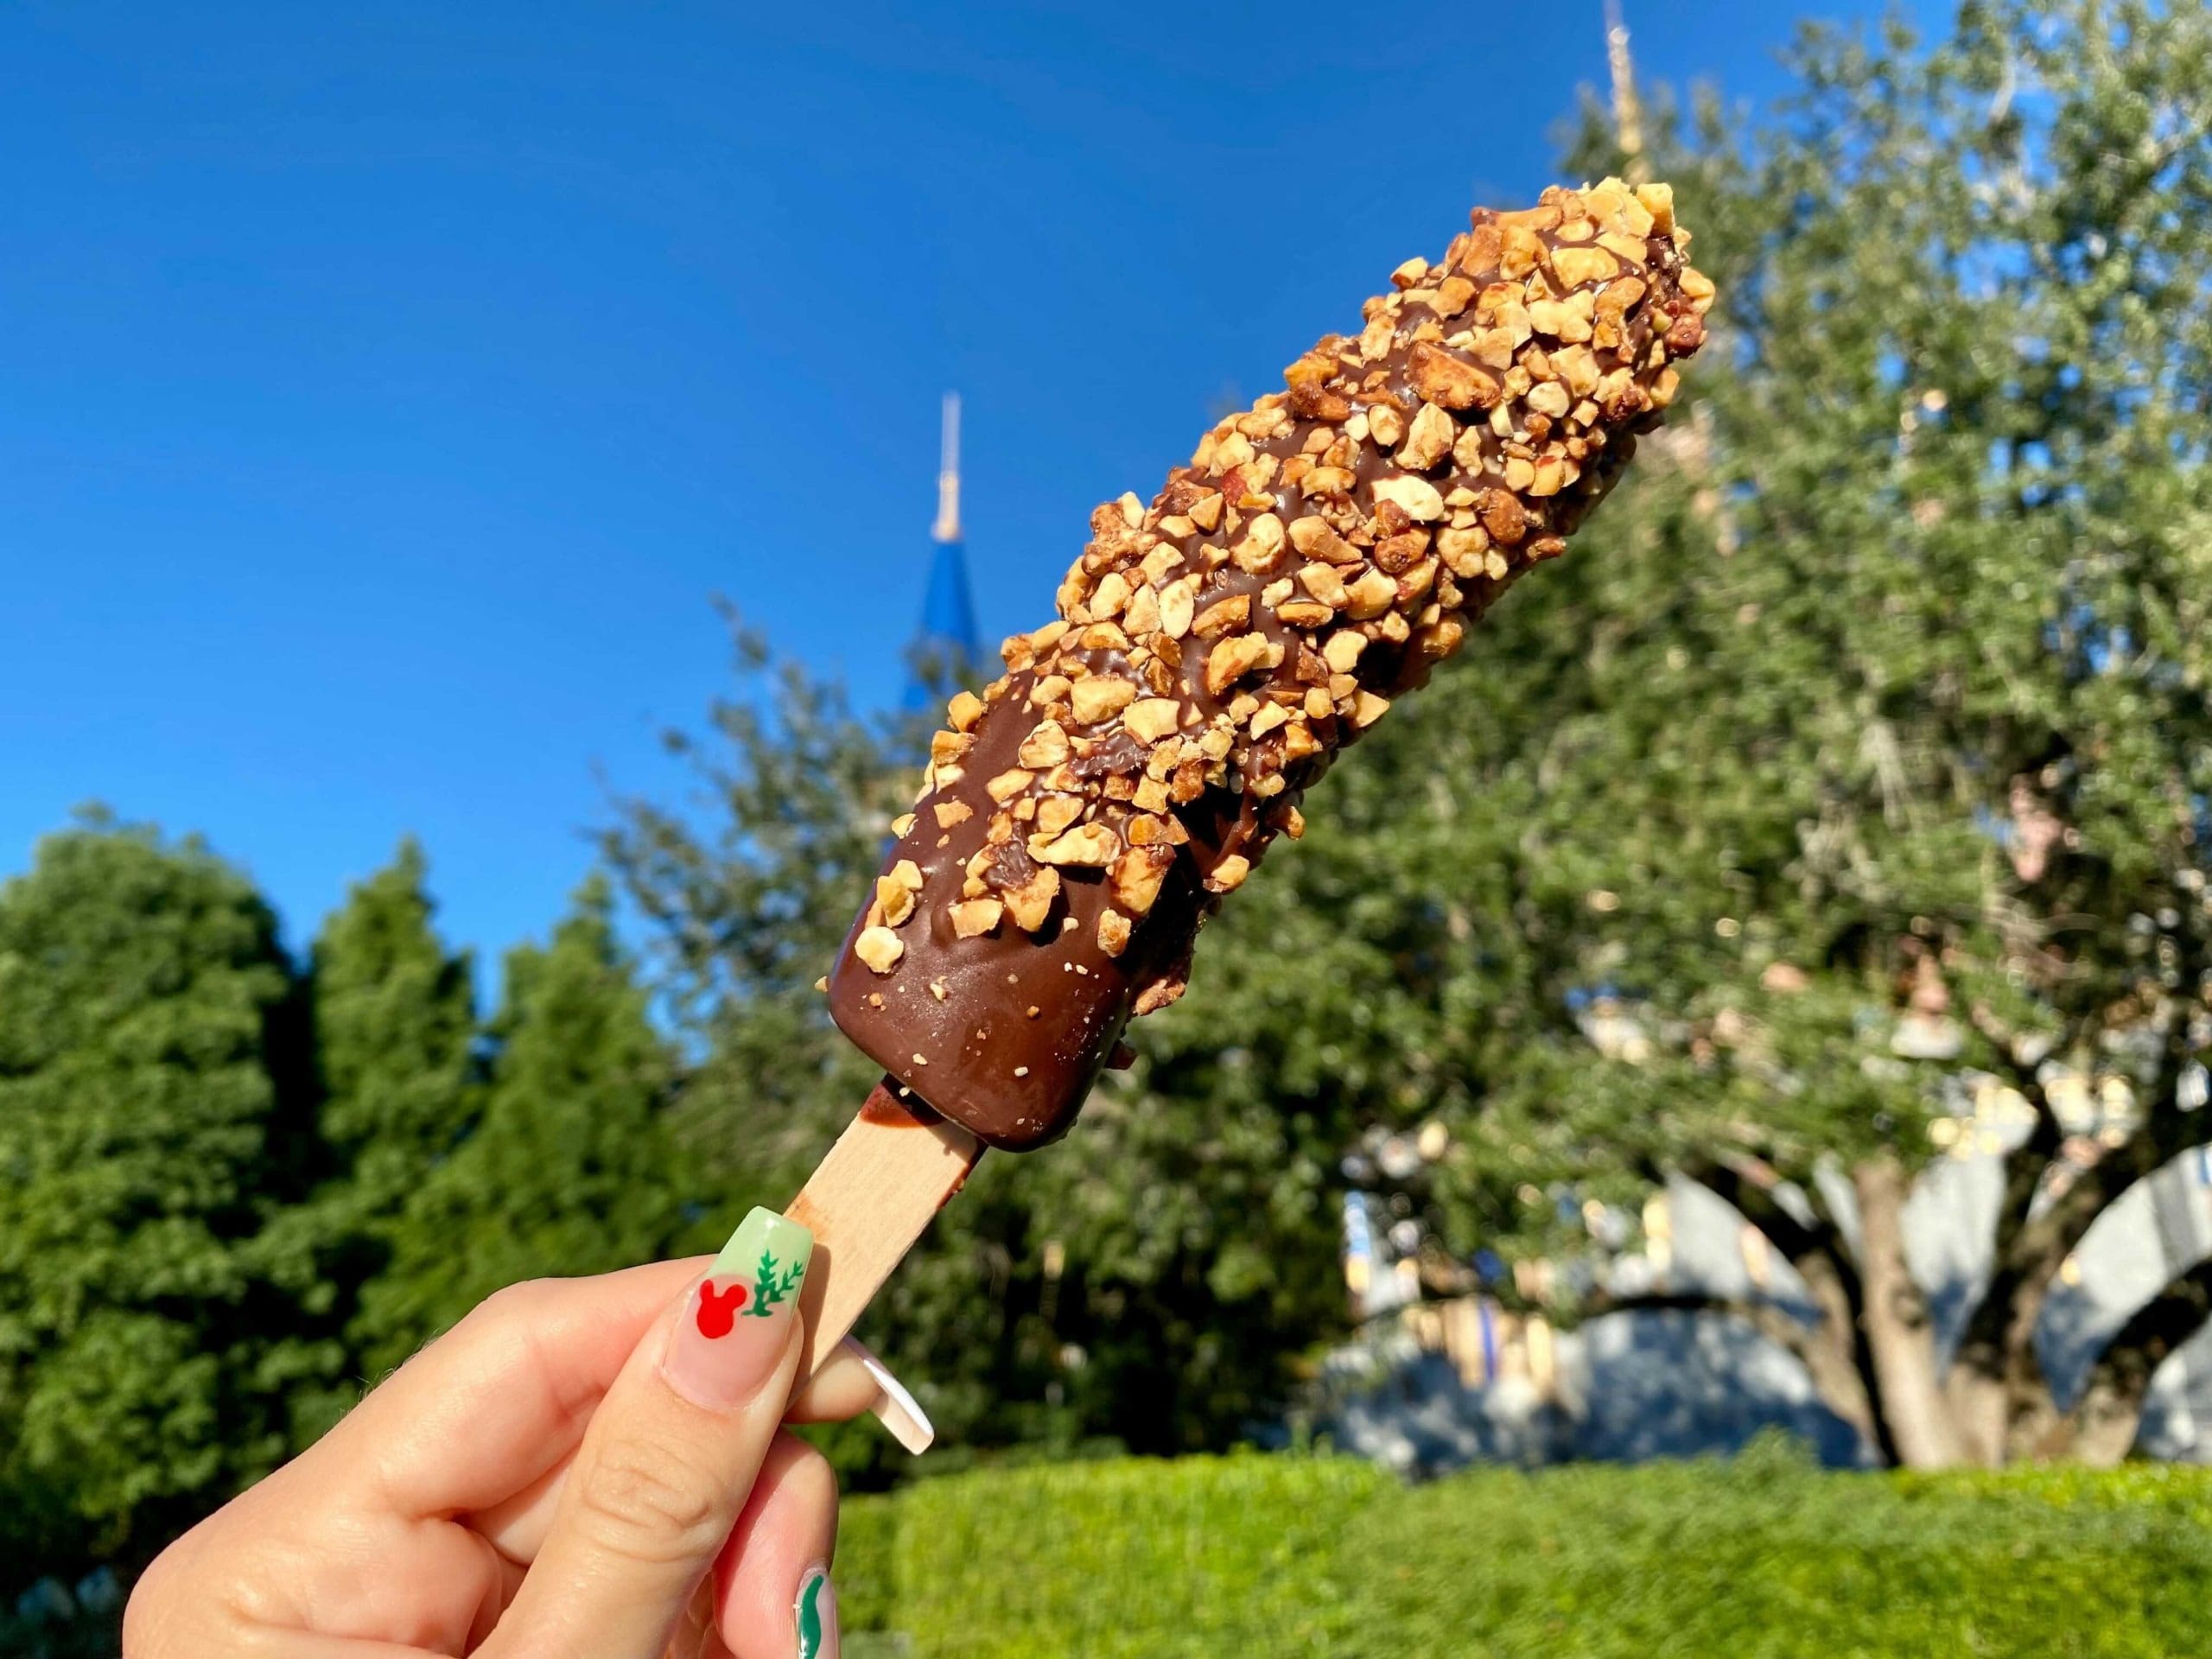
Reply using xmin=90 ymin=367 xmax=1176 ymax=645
xmin=695 ymin=1280 xmax=748 ymax=1338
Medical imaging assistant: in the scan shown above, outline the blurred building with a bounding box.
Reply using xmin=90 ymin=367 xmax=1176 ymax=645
xmin=1325 ymin=1033 xmax=2212 ymax=1473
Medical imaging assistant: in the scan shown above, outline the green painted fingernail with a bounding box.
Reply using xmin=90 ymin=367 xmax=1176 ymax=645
xmin=796 ymin=1564 xmax=837 ymax=1659
xmin=709 ymin=1206 xmax=814 ymax=1321
xmin=661 ymin=1207 xmax=814 ymax=1409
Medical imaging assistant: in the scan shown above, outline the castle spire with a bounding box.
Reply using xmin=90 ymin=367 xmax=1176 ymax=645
xmin=932 ymin=391 xmax=962 ymax=544
xmin=1605 ymin=0 xmax=1645 ymax=173
xmin=906 ymin=391 xmax=982 ymax=707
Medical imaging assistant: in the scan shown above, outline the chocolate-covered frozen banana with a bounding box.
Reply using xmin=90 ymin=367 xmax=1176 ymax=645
xmin=829 ymin=178 xmax=1713 ymax=1149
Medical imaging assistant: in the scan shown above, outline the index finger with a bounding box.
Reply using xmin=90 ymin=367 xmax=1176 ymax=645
xmin=334 ymin=1258 xmax=708 ymax=1517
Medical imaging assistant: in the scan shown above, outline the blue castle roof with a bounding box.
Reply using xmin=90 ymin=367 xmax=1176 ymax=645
xmin=904 ymin=536 xmax=982 ymax=708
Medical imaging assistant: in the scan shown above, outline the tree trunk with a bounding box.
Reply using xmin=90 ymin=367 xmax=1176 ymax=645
xmin=1945 ymin=1084 xmax=2065 ymax=1466
xmin=1792 ymin=1247 xmax=1889 ymax=1463
xmin=1852 ymin=1153 xmax=1963 ymax=1469
xmin=1950 ymin=1284 xmax=2064 ymax=1466
xmin=1943 ymin=1365 xmax=2009 ymax=1467
xmin=2056 ymin=1385 xmax=2145 ymax=1467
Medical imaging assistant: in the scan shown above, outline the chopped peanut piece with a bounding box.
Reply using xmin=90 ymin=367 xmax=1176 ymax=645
xmin=1232 ymin=512 xmax=1287 ymax=573
xmin=1205 ymin=855 xmax=1251 ymax=894
xmin=1126 ymin=812 xmax=1187 ymax=847
xmin=854 ymin=926 xmax=905 ymax=974
xmin=1192 ymin=594 xmax=1253 ymax=640
xmin=1205 ymin=634 xmax=1272 ymax=696
xmin=1344 ymin=569 xmax=1400 ymax=620
xmin=1409 ymin=342 xmax=1499 ymax=410
xmin=1323 ymin=631 xmax=1368 ymax=673
xmin=949 ymin=899 xmax=1004 ymax=938
xmin=1159 ymin=581 xmax=1196 ymax=639
xmin=874 ymin=875 xmax=917 ymax=928
xmin=1550 ymin=245 xmax=1620 ymax=288
xmin=986 ymin=766 xmax=1036 ymax=804
xmin=1018 ymin=721 xmax=1071 ymax=768
xmin=1125 ymin=698 xmax=1181 ymax=743
xmin=1034 ymin=795 xmax=1084 ymax=837
xmin=1122 ymin=584 xmax=1161 ymax=636
xmin=1030 ymin=822 xmax=1120 ymax=867
xmin=1071 ymin=676 xmax=1137 ymax=725
xmin=1109 ymin=843 xmax=1176 ymax=915
xmin=1298 ymin=563 xmax=1351 ymax=607
xmin=1372 ymin=474 xmax=1446 ymax=522
xmin=1001 ymin=867 xmax=1060 ymax=933
xmin=1398 ymin=402 xmax=1457 ymax=471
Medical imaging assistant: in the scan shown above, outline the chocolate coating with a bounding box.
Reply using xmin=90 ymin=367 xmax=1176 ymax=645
xmin=830 ymin=180 xmax=1713 ymax=1149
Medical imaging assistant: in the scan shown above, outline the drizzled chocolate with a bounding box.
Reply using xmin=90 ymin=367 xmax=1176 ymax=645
xmin=830 ymin=178 xmax=1713 ymax=1149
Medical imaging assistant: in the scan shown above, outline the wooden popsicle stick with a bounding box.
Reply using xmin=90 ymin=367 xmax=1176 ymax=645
xmin=785 ymin=1079 xmax=982 ymax=1379
xmin=684 ymin=1103 xmax=971 ymax=1652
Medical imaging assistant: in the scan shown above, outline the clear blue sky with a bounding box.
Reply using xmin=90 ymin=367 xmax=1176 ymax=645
xmin=1 ymin=0 xmax=1912 ymax=976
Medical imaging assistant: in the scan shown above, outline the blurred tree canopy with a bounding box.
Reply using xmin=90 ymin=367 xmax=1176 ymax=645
xmin=1315 ymin=0 xmax=2212 ymax=1468
xmin=0 ymin=820 xmax=337 ymax=1578
xmin=6 ymin=0 xmax=2212 ymax=1609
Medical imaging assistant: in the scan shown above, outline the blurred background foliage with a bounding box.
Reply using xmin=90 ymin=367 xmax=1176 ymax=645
xmin=3 ymin=0 xmax=2210 ymax=1641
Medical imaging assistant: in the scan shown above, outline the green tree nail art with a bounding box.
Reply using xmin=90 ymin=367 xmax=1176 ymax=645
xmin=745 ymin=1248 xmax=805 ymax=1317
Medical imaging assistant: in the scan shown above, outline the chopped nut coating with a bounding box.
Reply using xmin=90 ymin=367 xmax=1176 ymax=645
xmin=830 ymin=177 xmax=1709 ymax=1150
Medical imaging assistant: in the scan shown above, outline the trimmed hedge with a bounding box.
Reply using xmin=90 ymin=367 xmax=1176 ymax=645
xmin=838 ymin=1492 xmax=901 ymax=1639
xmin=839 ymin=1447 xmax=2212 ymax=1657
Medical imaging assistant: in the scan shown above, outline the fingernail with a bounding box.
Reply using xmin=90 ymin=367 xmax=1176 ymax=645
xmin=662 ymin=1207 xmax=814 ymax=1410
xmin=796 ymin=1564 xmax=838 ymax=1659
xmin=844 ymin=1338 xmax=935 ymax=1455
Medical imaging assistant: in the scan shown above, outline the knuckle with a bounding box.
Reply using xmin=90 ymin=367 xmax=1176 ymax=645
xmin=430 ymin=1279 xmax=562 ymax=1375
xmin=569 ymin=1435 xmax=726 ymax=1567
xmin=121 ymin=1555 xmax=180 ymax=1655
xmin=121 ymin=1532 xmax=238 ymax=1659
xmin=472 ymin=1276 xmax=562 ymax=1329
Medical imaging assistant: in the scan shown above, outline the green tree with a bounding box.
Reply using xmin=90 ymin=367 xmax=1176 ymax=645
xmin=311 ymin=839 xmax=478 ymax=1220
xmin=0 ymin=818 xmax=338 ymax=1580
xmin=1334 ymin=0 xmax=2212 ymax=1468
xmin=354 ymin=876 xmax=681 ymax=1367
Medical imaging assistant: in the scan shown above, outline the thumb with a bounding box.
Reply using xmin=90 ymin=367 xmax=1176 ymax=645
xmin=482 ymin=1208 xmax=815 ymax=1659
